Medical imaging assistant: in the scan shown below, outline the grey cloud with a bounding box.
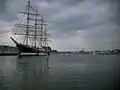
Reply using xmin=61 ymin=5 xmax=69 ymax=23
xmin=49 ymin=0 xmax=118 ymax=39
xmin=0 ymin=0 xmax=7 ymax=12
xmin=46 ymin=0 xmax=85 ymax=6
xmin=0 ymin=0 xmax=29 ymax=21
xmin=116 ymin=0 xmax=120 ymax=24
xmin=0 ymin=0 xmax=120 ymax=50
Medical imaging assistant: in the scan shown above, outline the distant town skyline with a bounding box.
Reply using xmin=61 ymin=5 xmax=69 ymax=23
xmin=0 ymin=0 xmax=120 ymax=51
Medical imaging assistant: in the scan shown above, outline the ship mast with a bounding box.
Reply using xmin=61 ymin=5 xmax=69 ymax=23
xmin=14 ymin=0 xmax=50 ymax=48
xmin=34 ymin=10 xmax=37 ymax=48
xmin=44 ymin=25 xmax=48 ymax=46
xmin=26 ymin=0 xmax=30 ymax=45
xmin=40 ymin=16 xmax=43 ymax=46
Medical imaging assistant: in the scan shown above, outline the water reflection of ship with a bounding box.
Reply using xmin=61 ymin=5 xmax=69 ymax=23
xmin=16 ymin=56 xmax=49 ymax=72
xmin=15 ymin=56 xmax=49 ymax=89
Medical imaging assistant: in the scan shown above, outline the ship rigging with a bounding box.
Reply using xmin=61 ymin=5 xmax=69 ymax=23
xmin=10 ymin=0 xmax=52 ymax=55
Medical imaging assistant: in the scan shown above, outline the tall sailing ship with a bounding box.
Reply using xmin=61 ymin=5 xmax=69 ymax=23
xmin=10 ymin=0 xmax=52 ymax=55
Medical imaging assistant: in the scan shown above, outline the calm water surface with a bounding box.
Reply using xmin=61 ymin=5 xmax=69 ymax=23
xmin=0 ymin=54 xmax=120 ymax=90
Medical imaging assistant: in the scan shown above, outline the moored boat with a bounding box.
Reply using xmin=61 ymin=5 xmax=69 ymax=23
xmin=10 ymin=0 xmax=52 ymax=56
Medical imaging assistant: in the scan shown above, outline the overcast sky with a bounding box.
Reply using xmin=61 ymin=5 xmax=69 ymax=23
xmin=0 ymin=0 xmax=120 ymax=51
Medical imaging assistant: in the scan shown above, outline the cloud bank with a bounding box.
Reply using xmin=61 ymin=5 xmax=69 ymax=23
xmin=0 ymin=0 xmax=119 ymax=50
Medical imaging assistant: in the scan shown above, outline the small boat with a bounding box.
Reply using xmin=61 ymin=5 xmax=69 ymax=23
xmin=10 ymin=0 xmax=52 ymax=56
